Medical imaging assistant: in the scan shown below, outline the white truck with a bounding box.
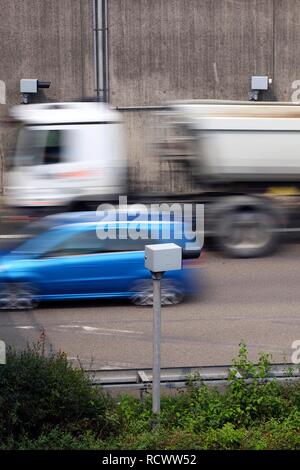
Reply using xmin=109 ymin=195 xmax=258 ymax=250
xmin=5 ymin=101 xmax=127 ymax=210
xmin=6 ymin=99 xmax=300 ymax=258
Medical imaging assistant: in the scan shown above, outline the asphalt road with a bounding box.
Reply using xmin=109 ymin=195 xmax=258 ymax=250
xmin=1 ymin=243 xmax=300 ymax=370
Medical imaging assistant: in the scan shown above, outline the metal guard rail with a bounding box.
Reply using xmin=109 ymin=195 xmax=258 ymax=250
xmin=87 ymin=363 xmax=300 ymax=391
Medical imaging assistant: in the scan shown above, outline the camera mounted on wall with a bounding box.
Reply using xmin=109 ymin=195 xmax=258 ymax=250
xmin=249 ymin=76 xmax=272 ymax=101
xmin=20 ymin=79 xmax=51 ymax=104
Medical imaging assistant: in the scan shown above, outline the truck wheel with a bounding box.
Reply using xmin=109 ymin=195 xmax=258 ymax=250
xmin=216 ymin=208 xmax=279 ymax=258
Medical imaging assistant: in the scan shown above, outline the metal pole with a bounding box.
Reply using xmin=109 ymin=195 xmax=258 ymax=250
xmin=152 ymin=272 xmax=163 ymax=415
xmin=93 ymin=0 xmax=100 ymax=101
xmin=93 ymin=0 xmax=109 ymax=102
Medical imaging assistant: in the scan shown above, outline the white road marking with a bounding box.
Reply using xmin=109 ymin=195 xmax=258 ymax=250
xmin=100 ymin=362 xmax=140 ymax=369
xmin=82 ymin=325 xmax=140 ymax=334
xmin=13 ymin=324 xmax=142 ymax=335
xmin=59 ymin=324 xmax=143 ymax=334
xmin=83 ymin=332 xmax=124 ymax=337
xmin=15 ymin=325 xmax=35 ymax=329
xmin=82 ymin=326 xmax=105 ymax=332
xmin=59 ymin=324 xmax=81 ymax=328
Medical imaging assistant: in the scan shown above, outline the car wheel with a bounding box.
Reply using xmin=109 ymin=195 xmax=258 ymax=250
xmin=216 ymin=208 xmax=278 ymax=258
xmin=130 ymin=279 xmax=185 ymax=306
xmin=0 ymin=283 xmax=38 ymax=311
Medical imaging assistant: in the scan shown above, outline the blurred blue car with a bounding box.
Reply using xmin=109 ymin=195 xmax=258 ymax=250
xmin=0 ymin=212 xmax=202 ymax=310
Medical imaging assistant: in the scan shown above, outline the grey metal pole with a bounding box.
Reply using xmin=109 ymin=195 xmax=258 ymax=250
xmin=152 ymin=272 xmax=163 ymax=415
xmin=93 ymin=0 xmax=109 ymax=102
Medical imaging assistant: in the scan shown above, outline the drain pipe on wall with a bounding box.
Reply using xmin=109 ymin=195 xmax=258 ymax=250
xmin=93 ymin=0 xmax=109 ymax=102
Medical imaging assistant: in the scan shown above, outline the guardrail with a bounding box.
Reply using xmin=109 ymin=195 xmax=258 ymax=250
xmin=87 ymin=363 xmax=300 ymax=394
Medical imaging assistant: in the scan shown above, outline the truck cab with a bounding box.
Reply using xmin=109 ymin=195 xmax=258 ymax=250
xmin=5 ymin=102 xmax=127 ymax=210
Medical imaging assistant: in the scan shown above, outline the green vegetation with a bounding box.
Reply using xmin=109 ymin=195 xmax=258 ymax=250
xmin=0 ymin=339 xmax=119 ymax=447
xmin=0 ymin=340 xmax=300 ymax=450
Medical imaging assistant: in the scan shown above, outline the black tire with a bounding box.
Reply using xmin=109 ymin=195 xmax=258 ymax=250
xmin=215 ymin=207 xmax=279 ymax=258
xmin=0 ymin=282 xmax=38 ymax=311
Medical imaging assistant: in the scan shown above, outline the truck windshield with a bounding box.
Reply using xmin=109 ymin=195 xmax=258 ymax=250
xmin=14 ymin=127 xmax=63 ymax=167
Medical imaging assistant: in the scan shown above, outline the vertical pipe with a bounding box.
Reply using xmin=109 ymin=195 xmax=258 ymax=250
xmin=93 ymin=0 xmax=100 ymax=100
xmin=152 ymin=273 xmax=162 ymax=416
xmin=97 ymin=0 xmax=104 ymax=101
xmin=103 ymin=0 xmax=109 ymax=102
xmin=93 ymin=0 xmax=109 ymax=102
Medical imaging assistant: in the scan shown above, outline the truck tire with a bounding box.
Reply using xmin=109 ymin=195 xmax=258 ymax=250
xmin=215 ymin=205 xmax=279 ymax=258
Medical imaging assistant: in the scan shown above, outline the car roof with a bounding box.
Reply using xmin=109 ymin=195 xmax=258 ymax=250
xmin=40 ymin=209 xmax=188 ymax=228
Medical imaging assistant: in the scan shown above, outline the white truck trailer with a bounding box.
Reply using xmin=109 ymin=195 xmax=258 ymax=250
xmin=161 ymin=100 xmax=300 ymax=257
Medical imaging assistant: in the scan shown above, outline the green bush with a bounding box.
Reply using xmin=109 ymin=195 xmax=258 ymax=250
xmin=0 ymin=340 xmax=119 ymax=445
xmin=103 ymin=342 xmax=300 ymax=449
xmin=6 ymin=429 xmax=106 ymax=450
xmin=1 ymin=340 xmax=300 ymax=449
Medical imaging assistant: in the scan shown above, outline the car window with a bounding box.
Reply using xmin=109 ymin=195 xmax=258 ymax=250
xmin=12 ymin=228 xmax=69 ymax=257
xmin=43 ymin=230 xmax=104 ymax=257
xmin=42 ymin=229 xmax=161 ymax=258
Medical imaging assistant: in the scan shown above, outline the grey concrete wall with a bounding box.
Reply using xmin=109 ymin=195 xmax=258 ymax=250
xmin=0 ymin=0 xmax=94 ymax=108
xmin=109 ymin=0 xmax=274 ymax=105
xmin=108 ymin=0 xmax=276 ymax=191
xmin=273 ymin=0 xmax=300 ymax=101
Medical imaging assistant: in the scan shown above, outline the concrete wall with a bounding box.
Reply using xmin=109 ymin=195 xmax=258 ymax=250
xmin=274 ymin=0 xmax=300 ymax=101
xmin=0 ymin=0 xmax=94 ymax=190
xmin=109 ymin=0 xmax=274 ymax=105
xmin=107 ymin=0 xmax=300 ymax=192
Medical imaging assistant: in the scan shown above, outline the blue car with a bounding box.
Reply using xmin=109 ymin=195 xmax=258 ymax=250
xmin=0 ymin=212 xmax=202 ymax=310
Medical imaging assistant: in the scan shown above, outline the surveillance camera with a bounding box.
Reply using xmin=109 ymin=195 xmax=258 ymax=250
xmin=20 ymin=79 xmax=51 ymax=104
xmin=20 ymin=79 xmax=51 ymax=93
xmin=251 ymin=76 xmax=269 ymax=91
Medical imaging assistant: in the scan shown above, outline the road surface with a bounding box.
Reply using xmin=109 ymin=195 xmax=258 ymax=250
xmin=1 ymin=244 xmax=300 ymax=369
